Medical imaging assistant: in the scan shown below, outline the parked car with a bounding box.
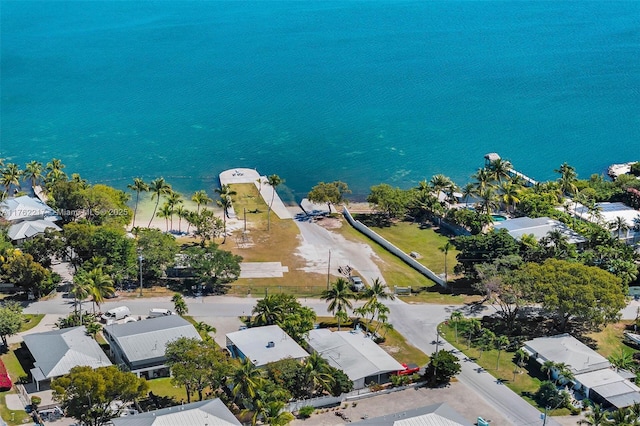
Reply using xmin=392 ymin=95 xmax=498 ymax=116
xmin=148 ymin=308 xmax=174 ymax=318
xmin=349 ymin=276 xmax=365 ymax=292
xmin=396 ymin=363 xmax=420 ymax=376
xmin=0 ymin=359 xmax=12 ymax=391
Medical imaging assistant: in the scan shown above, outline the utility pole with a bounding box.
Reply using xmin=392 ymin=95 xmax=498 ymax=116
xmin=542 ymin=406 xmax=549 ymax=426
xmin=327 ymin=249 xmax=331 ymax=290
xmin=138 ymin=250 xmax=144 ymax=297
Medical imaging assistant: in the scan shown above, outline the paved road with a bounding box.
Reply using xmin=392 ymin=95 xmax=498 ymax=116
xmin=24 ymin=294 xmax=561 ymax=425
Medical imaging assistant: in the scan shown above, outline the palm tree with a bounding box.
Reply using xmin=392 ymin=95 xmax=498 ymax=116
xmin=261 ymin=401 xmax=294 ymax=426
xmin=157 ymin=203 xmax=172 ymax=231
xmin=555 ymin=162 xmax=578 ymax=197
xmin=166 ymin=191 xmax=183 ymax=231
xmin=513 ymin=348 xmax=530 ymax=381
xmin=266 ymin=174 xmax=283 ymax=231
xmin=487 ymin=158 xmax=513 ymax=183
xmin=473 ymin=168 xmax=494 ymax=193
xmin=461 ymin=183 xmax=476 ymax=207
xmin=477 ymin=186 xmax=499 ymax=215
xmin=252 ymin=295 xmax=283 ymax=326
xmin=608 ymin=349 xmax=635 ymax=372
xmin=466 ymin=318 xmax=481 ymax=349
xmin=499 ymin=181 xmax=521 ymax=213
xmin=610 ymin=216 xmax=630 ymax=241
xmin=148 ymin=177 xmax=172 ymax=227
xmin=321 ymin=278 xmax=355 ymax=331
xmin=174 ymin=205 xmax=186 ymax=232
xmin=439 ymin=241 xmax=452 ymax=286
xmin=70 ymin=276 xmax=91 ymax=324
xmin=578 ymin=402 xmax=609 ymax=426
xmin=172 ymin=293 xmax=188 ymax=315
xmin=191 ymin=190 xmax=212 ymax=213
xmin=450 ymin=311 xmax=463 ymax=343
xmin=1 ymin=163 xmax=22 ymax=196
xmin=477 ymin=329 xmax=495 ymax=360
xmin=232 ymin=358 xmax=264 ymax=404
xmin=84 ymin=267 xmax=115 ymax=314
xmin=23 ymin=161 xmax=43 ymax=189
xmin=85 ymin=322 xmax=102 ymax=340
xmin=540 ymin=360 xmax=556 ymax=381
xmin=217 ymin=195 xmax=232 ymax=244
xmin=45 ymin=158 xmax=67 ymax=186
xmin=362 ymin=278 xmax=395 ymax=306
xmin=194 ymin=321 xmax=216 ymax=341
xmin=127 ymin=178 xmax=148 ymax=229
xmin=304 ymin=352 xmax=334 ymax=397
xmin=495 ymin=335 xmax=510 ymax=370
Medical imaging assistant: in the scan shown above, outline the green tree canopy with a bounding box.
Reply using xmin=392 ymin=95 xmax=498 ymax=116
xmin=424 ymin=350 xmax=461 ymax=386
xmin=136 ymin=228 xmax=178 ymax=281
xmin=0 ymin=301 xmax=23 ymax=347
xmin=514 ymin=259 xmax=625 ymax=332
xmin=307 ymin=181 xmax=351 ymax=213
xmin=454 ymin=229 xmax=519 ymax=278
xmin=251 ymin=294 xmax=316 ymax=344
xmin=367 ymin=184 xmax=411 ymax=218
xmin=183 ymin=243 xmax=242 ymax=293
xmin=51 ymin=365 xmax=148 ymax=426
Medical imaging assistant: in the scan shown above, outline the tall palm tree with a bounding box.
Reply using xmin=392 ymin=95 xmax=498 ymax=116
xmin=1 ymin=163 xmax=22 ymax=196
xmin=487 ymin=158 xmax=513 ymax=183
xmin=45 ymin=158 xmax=67 ymax=186
xmin=555 ymin=163 xmax=578 ymax=195
xmin=540 ymin=360 xmax=556 ymax=381
xmin=495 ymin=335 xmax=510 ymax=370
xmin=174 ymin=205 xmax=186 ymax=233
xmin=304 ymin=352 xmax=334 ymax=397
xmin=261 ymin=401 xmax=294 ymax=426
xmin=84 ymin=267 xmax=115 ymax=314
xmin=23 ymin=161 xmax=43 ymax=189
xmin=473 ymin=168 xmax=494 ymax=193
xmin=217 ymin=195 xmax=232 ymax=244
xmin=499 ymin=181 xmax=521 ymax=213
xmin=450 ymin=311 xmax=463 ymax=343
xmin=191 ymin=190 xmax=212 ymax=213
xmin=70 ymin=275 xmax=91 ymax=324
xmin=127 ymin=178 xmax=148 ymax=229
xmin=232 ymin=359 xmax=264 ymax=404
xmin=461 ymin=183 xmax=476 ymax=207
xmin=148 ymin=177 xmax=172 ymax=227
xmin=466 ymin=318 xmax=481 ymax=349
xmin=166 ymin=191 xmax=183 ymax=231
xmin=171 ymin=293 xmax=188 ymax=315
xmin=321 ymin=278 xmax=355 ymax=331
xmin=477 ymin=329 xmax=495 ymax=360
xmin=252 ymin=295 xmax=283 ymax=326
xmin=215 ymin=184 xmax=237 ymax=212
xmin=610 ymin=216 xmax=630 ymax=241
xmin=578 ymin=402 xmax=609 ymax=426
xmin=157 ymin=203 xmax=172 ymax=232
xmin=477 ymin=186 xmax=499 ymax=215
xmin=430 ymin=174 xmax=453 ymax=196
xmin=267 ymin=174 xmax=283 ymax=231
xmin=439 ymin=241 xmax=452 ymax=286
xmin=513 ymin=348 xmax=530 ymax=380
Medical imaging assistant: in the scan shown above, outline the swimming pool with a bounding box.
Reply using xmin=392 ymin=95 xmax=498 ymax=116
xmin=491 ymin=214 xmax=508 ymax=222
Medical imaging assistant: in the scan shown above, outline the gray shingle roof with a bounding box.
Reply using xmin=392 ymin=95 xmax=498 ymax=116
xmin=23 ymin=326 xmax=111 ymax=379
xmin=111 ymin=399 xmax=241 ymax=426
xmin=104 ymin=316 xmax=200 ymax=364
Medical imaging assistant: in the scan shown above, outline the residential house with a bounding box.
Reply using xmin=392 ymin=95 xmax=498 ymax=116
xmin=225 ymin=325 xmax=308 ymax=367
xmin=111 ymin=398 xmax=241 ymax=426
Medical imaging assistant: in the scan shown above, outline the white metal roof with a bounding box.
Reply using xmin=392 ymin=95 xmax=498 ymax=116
xmin=226 ymin=325 xmax=308 ymax=367
xmin=574 ymin=368 xmax=627 ymax=389
xmin=307 ymin=329 xmax=404 ymax=382
xmin=0 ymin=195 xmax=60 ymax=222
xmin=23 ymin=326 xmax=111 ymax=379
xmin=493 ymin=216 xmax=586 ymax=244
xmin=573 ymin=202 xmax=640 ymax=228
xmin=111 ymin=399 xmax=241 ymax=426
xmin=523 ymin=334 xmax=610 ymax=374
xmin=104 ymin=316 xmax=201 ymax=364
xmin=7 ymin=219 xmax=61 ymax=241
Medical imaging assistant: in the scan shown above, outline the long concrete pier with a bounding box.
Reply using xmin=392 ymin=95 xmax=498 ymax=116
xmin=219 ymin=168 xmax=292 ymax=219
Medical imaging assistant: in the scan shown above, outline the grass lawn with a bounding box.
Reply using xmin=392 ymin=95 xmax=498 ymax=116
xmin=585 ymin=320 xmax=639 ymax=359
xmin=335 ymin=220 xmax=478 ymax=304
xmin=316 ymin=316 xmax=429 ymax=366
xmin=366 ymin=220 xmax=458 ymax=277
xmin=20 ymin=314 xmax=44 ymax=332
xmin=440 ymin=323 xmax=571 ymax=416
xmin=1 ymin=345 xmax=30 ymax=426
xmin=145 ymin=377 xmax=187 ymax=402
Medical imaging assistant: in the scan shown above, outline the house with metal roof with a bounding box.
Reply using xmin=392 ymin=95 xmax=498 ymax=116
xmin=306 ymin=329 xmax=404 ymax=390
xmin=103 ymin=315 xmax=200 ymax=379
xmin=571 ymin=201 xmax=640 ymax=244
xmin=493 ymin=216 xmax=586 ymax=247
xmin=225 ymin=325 xmax=308 ymax=367
xmin=523 ymin=334 xmax=640 ymax=408
xmin=111 ymin=398 xmax=241 ymax=426
xmin=351 ymin=402 xmax=472 ymax=426
xmin=0 ymin=195 xmax=62 ymax=244
xmin=23 ymin=326 xmax=111 ymax=391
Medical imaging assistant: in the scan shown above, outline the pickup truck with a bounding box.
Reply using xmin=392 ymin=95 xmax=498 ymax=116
xmin=349 ymin=276 xmax=365 ymax=292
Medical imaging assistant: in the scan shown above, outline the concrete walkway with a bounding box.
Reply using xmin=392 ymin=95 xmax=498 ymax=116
xmin=240 ymin=262 xmax=289 ymax=278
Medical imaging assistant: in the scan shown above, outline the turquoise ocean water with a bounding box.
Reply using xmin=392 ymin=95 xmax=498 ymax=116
xmin=1 ymin=1 xmax=639 ymax=201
